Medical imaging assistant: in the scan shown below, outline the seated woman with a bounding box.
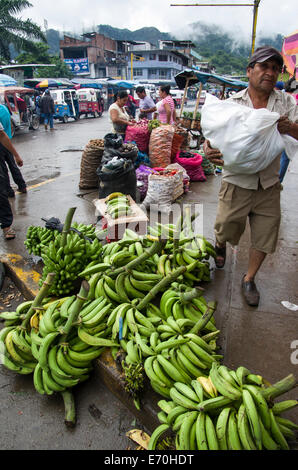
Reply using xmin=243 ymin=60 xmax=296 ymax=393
xmin=108 ymin=90 xmax=134 ymax=138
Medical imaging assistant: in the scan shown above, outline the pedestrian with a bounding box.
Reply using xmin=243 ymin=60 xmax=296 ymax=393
xmin=126 ymin=91 xmax=138 ymax=118
xmin=135 ymin=86 xmax=157 ymax=120
xmin=39 ymin=89 xmax=55 ymax=130
xmin=0 ymin=103 xmax=27 ymax=197
xmin=203 ymin=45 xmax=298 ymax=307
xmin=156 ymin=85 xmax=177 ymax=125
xmin=0 ymin=124 xmax=24 ymax=240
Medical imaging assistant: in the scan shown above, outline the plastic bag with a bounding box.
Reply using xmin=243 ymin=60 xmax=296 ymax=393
xmin=125 ymin=120 xmax=150 ymax=153
xmin=96 ymin=158 xmax=137 ymax=200
xmin=136 ymin=165 xmax=153 ymax=200
xmin=149 ymin=125 xmax=175 ymax=168
xmin=101 ymin=143 xmax=138 ymax=165
xmin=201 ymin=94 xmax=286 ymax=174
xmin=104 ymin=133 xmax=123 ymax=149
xmin=175 ymin=151 xmax=206 ymax=182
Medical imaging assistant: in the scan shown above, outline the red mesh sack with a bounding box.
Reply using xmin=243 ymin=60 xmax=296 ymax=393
xmin=125 ymin=119 xmax=150 ymax=152
xmin=174 ymin=151 xmax=206 ymax=182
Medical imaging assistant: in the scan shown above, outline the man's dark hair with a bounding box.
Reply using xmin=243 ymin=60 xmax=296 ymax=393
xmin=136 ymin=86 xmax=145 ymax=94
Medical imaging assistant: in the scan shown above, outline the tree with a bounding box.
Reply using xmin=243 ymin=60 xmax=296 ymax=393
xmin=0 ymin=0 xmax=46 ymax=61
xmin=35 ymin=56 xmax=74 ymax=79
xmin=15 ymin=42 xmax=51 ymax=64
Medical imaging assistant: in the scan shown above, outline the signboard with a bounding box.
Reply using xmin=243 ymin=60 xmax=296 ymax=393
xmin=64 ymin=58 xmax=90 ymax=75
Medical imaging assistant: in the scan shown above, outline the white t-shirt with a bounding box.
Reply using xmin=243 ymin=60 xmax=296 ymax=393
xmin=108 ymin=102 xmax=130 ymax=134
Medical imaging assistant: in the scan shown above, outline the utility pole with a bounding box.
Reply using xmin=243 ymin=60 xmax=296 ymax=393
xmin=170 ymin=1 xmax=262 ymax=55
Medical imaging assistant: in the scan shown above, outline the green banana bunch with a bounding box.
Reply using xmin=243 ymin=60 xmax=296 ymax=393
xmin=0 ymin=300 xmax=34 ymax=327
xmin=39 ymin=230 xmax=103 ymax=297
xmin=0 ymin=325 xmax=37 ymax=375
xmin=105 ymin=193 xmax=132 ymax=219
xmin=24 ymin=226 xmax=57 ymax=256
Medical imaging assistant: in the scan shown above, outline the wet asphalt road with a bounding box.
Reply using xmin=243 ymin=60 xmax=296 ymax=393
xmin=0 ymin=112 xmax=146 ymax=451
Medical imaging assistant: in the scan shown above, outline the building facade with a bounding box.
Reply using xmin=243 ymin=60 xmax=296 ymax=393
xmin=128 ymin=48 xmax=189 ymax=82
xmin=60 ymin=32 xmax=130 ymax=79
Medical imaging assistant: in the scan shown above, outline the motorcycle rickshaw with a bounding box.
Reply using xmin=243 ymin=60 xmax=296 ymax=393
xmin=0 ymin=86 xmax=40 ymax=136
xmin=49 ymin=88 xmax=80 ymax=123
xmin=77 ymin=88 xmax=104 ymax=118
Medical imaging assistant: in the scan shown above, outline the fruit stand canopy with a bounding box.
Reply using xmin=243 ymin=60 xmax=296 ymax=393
xmin=174 ymin=69 xmax=248 ymax=90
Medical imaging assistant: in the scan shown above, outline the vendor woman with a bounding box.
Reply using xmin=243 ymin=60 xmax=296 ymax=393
xmin=108 ymin=91 xmax=134 ymax=138
xmin=156 ymin=85 xmax=177 ymax=125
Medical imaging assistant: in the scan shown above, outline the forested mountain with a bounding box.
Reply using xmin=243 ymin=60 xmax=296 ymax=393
xmin=97 ymin=25 xmax=172 ymax=46
xmin=10 ymin=22 xmax=283 ymax=76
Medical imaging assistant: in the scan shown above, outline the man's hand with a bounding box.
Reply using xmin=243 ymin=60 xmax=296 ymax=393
xmin=277 ymin=116 xmax=293 ymax=134
xmin=203 ymin=139 xmax=224 ymax=166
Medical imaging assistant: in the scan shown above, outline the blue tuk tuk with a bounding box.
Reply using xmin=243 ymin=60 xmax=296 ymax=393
xmin=49 ymin=88 xmax=79 ymax=122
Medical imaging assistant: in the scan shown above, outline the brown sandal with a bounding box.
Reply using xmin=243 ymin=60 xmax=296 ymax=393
xmin=214 ymin=244 xmax=226 ymax=268
xmin=3 ymin=228 xmax=16 ymax=240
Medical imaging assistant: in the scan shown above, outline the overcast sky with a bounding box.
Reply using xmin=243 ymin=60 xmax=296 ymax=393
xmin=26 ymin=0 xmax=296 ymax=45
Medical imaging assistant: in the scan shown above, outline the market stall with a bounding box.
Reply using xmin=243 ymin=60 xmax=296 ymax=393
xmin=174 ymin=68 xmax=248 ymax=120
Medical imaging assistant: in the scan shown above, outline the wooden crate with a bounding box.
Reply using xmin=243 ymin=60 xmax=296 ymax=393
xmin=93 ymin=195 xmax=148 ymax=240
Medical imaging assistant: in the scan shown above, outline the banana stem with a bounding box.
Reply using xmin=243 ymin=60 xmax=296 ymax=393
xmin=262 ymin=374 xmax=297 ymax=402
xmin=61 ymin=390 xmax=76 ymax=428
xmin=189 ymin=301 xmax=217 ymax=335
xmin=59 ymin=280 xmax=89 ymax=339
xmin=136 ymin=266 xmax=187 ymax=311
xmin=183 ymin=206 xmax=194 ymax=238
xmin=111 ymin=239 xmax=167 ymax=277
xmin=21 ymin=272 xmax=56 ymax=328
xmin=179 ymin=287 xmax=204 ymax=304
xmin=61 ymin=207 xmax=76 ymax=247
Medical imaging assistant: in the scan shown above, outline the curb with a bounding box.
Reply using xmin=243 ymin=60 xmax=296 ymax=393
xmin=0 ymin=254 xmax=159 ymax=433
xmin=0 ymin=253 xmax=41 ymax=299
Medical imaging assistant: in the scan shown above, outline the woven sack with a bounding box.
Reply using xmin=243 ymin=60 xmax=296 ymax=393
xmin=79 ymin=140 xmax=104 ymax=189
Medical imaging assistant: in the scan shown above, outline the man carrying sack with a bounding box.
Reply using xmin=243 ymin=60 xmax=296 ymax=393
xmin=204 ymin=46 xmax=298 ymax=307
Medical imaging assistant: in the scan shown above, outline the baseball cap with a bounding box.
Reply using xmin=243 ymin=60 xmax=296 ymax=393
xmin=248 ymin=46 xmax=283 ymax=68
xmin=275 ymin=81 xmax=284 ymax=90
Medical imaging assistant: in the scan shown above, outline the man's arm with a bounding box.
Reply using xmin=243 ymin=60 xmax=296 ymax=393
xmin=0 ymin=130 xmax=23 ymax=166
xmin=277 ymin=116 xmax=298 ymax=140
xmin=203 ymin=139 xmax=224 ymax=166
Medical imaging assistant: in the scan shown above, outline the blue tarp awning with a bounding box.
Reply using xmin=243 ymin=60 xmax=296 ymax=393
xmin=174 ymin=69 xmax=248 ymax=90
xmin=71 ymin=78 xmax=103 ymax=89
xmin=107 ymin=79 xmax=136 ymax=89
xmin=0 ymin=74 xmax=17 ymax=87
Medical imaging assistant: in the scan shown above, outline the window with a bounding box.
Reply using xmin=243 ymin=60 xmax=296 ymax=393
xmin=149 ymin=54 xmax=156 ymax=60
xmin=158 ymin=54 xmax=168 ymax=62
xmin=133 ymin=69 xmax=143 ymax=76
xmin=148 ymin=69 xmax=157 ymax=78
xmin=159 ymin=69 xmax=169 ymax=78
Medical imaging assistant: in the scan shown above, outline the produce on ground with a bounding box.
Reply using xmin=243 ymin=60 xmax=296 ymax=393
xmin=1 ymin=207 xmax=297 ymax=448
xmin=105 ymin=192 xmax=133 ymax=219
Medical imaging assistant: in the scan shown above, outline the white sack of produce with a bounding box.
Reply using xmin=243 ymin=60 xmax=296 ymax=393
xmin=201 ymin=94 xmax=298 ymax=174
xmin=142 ymin=172 xmax=180 ymax=213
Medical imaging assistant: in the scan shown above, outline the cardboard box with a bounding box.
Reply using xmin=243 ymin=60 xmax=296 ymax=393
xmin=93 ymin=195 xmax=148 ymax=240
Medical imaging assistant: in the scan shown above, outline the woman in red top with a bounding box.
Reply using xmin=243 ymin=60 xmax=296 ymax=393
xmin=157 ymin=85 xmax=177 ymax=125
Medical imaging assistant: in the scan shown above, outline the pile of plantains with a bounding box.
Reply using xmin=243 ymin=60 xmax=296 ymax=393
xmin=0 ymin=206 xmax=296 ymax=448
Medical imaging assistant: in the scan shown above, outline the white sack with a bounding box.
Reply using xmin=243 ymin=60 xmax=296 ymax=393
xmin=201 ymin=94 xmax=298 ymax=174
